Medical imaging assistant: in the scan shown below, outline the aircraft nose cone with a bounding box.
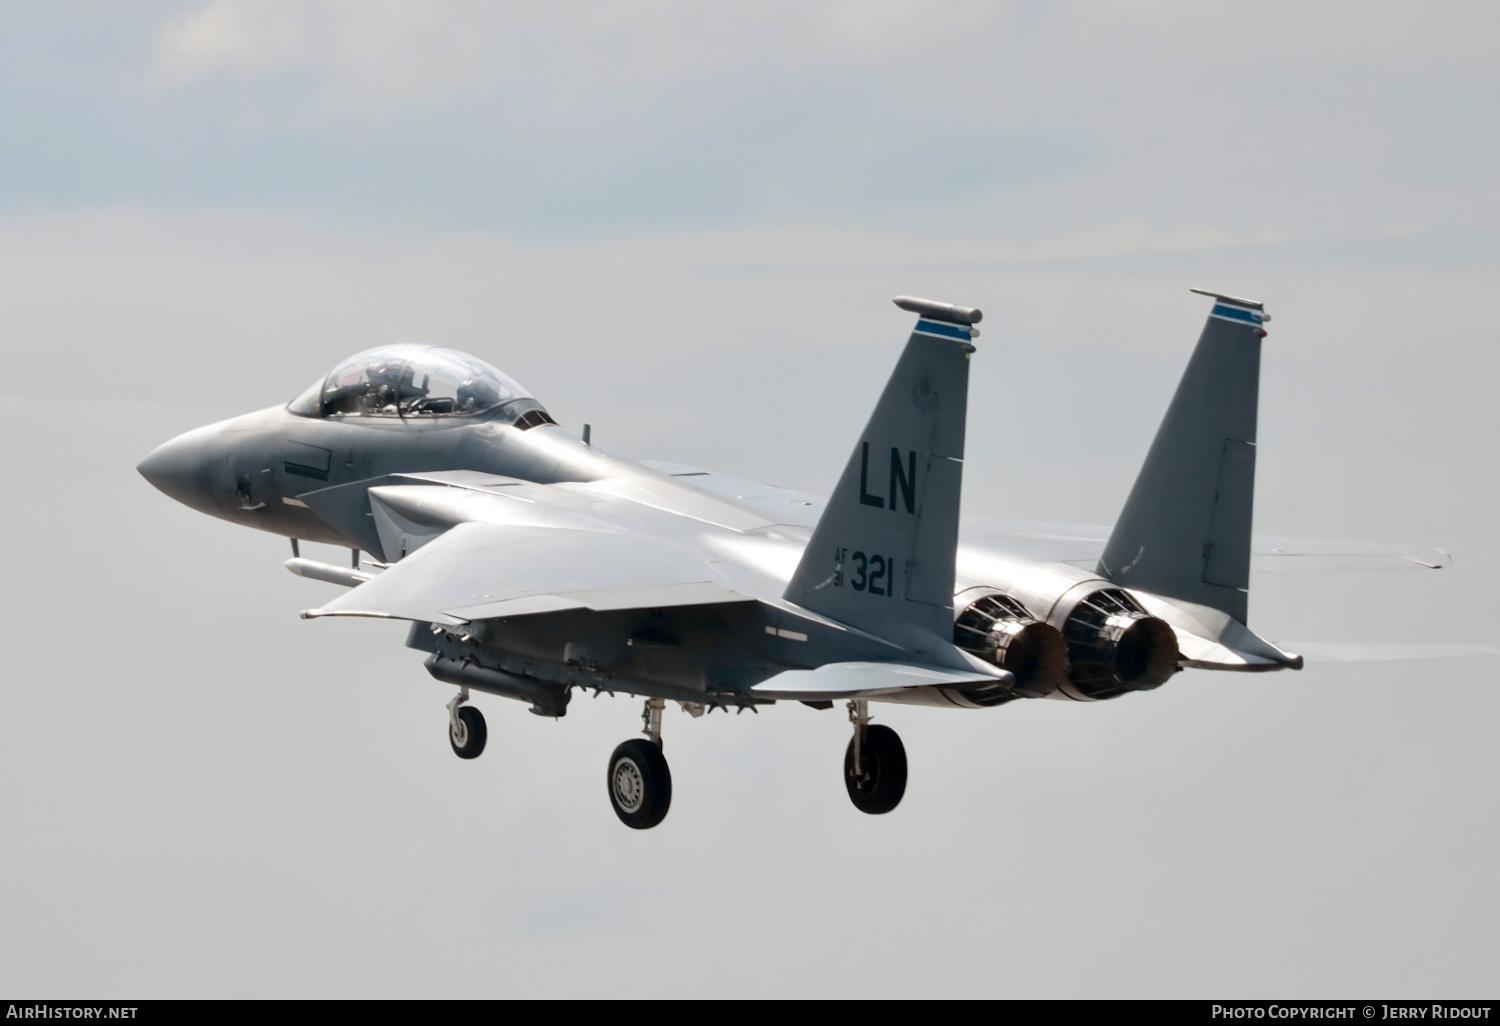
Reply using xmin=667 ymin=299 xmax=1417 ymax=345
xmin=137 ymin=422 xmax=223 ymax=515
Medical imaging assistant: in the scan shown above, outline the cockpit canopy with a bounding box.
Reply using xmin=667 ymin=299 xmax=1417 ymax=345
xmin=288 ymin=345 xmax=550 ymax=424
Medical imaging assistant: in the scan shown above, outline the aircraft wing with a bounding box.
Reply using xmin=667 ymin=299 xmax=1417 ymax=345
xmin=303 ymin=520 xmax=751 ymax=625
xmin=959 ymin=518 xmax=1451 ymax=572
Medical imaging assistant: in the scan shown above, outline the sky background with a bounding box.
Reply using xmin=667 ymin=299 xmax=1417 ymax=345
xmin=1 ymin=0 xmax=1497 ymax=998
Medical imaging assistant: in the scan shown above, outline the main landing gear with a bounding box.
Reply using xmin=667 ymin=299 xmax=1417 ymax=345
xmin=607 ymin=698 xmax=673 ymax=830
xmin=448 ymin=688 xmax=487 ymax=760
xmin=844 ymin=699 xmax=906 ymax=814
xmin=444 ymin=687 xmax=901 ymax=824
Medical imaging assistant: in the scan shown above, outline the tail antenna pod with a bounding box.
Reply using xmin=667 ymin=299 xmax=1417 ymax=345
xmin=893 ymin=296 xmax=983 ymax=326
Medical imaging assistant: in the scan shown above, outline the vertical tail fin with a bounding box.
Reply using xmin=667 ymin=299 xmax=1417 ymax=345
xmin=784 ymin=296 xmax=978 ymax=642
xmin=1098 ymin=289 xmax=1268 ymax=623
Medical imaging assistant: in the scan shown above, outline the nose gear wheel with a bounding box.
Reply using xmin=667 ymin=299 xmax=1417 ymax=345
xmin=447 ymin=689 xmax=487 ymax=760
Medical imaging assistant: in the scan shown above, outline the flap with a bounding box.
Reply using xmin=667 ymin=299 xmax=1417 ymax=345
xmin=753 ymin=661 xmax=1002 ymax=699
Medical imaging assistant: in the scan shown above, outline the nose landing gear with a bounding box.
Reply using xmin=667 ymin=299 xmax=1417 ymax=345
xmin=447 ymin=688 xmax=487 ymax=760
xmin=607 ymin=698 xmax=672 ymax=829
xmin=844 ymin=699 xmax=906 ymax=814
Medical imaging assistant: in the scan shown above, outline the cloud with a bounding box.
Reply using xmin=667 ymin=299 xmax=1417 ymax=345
xmin=544 ymin=218 xmax=1291 ymax=268
xmin=149 ymin=0 xmax=1500 ymax=112
xmin=0 ymin=3 xmax=1487 ymax=253
xmin=153 ymin=0 xmax=323 ymax=80
xmin=144 ymin=1 xmax=1031 ymax=125
xmin=0 ymin=205 xmax=1287 ymax=276
xmin=150 ymin=0 xmax=498 ymax=109
xmin=1094 ymin=0 xmax=1500 ymax=56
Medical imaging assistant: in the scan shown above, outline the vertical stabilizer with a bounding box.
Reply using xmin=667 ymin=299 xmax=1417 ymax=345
xmin=1098 ymin=290 xmax=1268 ymax=623
xmin=784 ymin=297 xmax=977 ymax=643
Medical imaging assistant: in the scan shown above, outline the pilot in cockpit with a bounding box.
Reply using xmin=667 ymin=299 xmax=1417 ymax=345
xmin=289 ymin=344 xmax=535 ymax=421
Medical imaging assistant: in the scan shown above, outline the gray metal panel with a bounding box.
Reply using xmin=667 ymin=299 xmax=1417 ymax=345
xmin=296 ymin=475 xmax=393 ymax=558
xmin=441 ymin=582 xmax=749 ymax=620
xmin=549 ymin=581 xmax=746 ymax=611
xmin=1097 ymin=306 xmax=1262 ymax=622
xmin=442 ymin=594 xmax=584 ymax=620
xmin=1204 ymin=438 xmax=1256 ymax=588
xmin=283 ymin=440 xmax=332 ymax=480
xmin=905 ymin=455 xmax=964 ymax=605
xmin=390 ymin=470 xmax=527 ymax=490
xmin=582 ymin=475 xmax=773 ymax=533
xmin=783 ymin=320 xmax=973 ymax=641
xmin=636 ymin=462 xmax=823 ymax=528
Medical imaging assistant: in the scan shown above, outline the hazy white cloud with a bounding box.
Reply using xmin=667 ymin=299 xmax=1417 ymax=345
xmin=153 ymin=0 xmax=323 ymax=79
xmin=150 ymin=0 xmax=500 ymax=108
xmin=0 ymin=206 xmax=1289 ymax=287
xmin=2 ymin=194 xmax=1497 ymax=997
xmin=542 ymin=218 xmax=1291 ymax=268
xmin=1096 ymin=0 xmax=1500 ymax=55
xmin=149 ymin=0 xmax=1500 ymax=114
xmin=149 ymin=0 xmax=955 ymax=112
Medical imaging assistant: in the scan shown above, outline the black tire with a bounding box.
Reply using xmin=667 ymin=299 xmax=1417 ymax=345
xmin=607 ymin=738 xmax=672 ymax=830
xmin=449 ymin=705 xmax=487 ymax=760
xmin=844 ymin=723 xmax=907 ymax=814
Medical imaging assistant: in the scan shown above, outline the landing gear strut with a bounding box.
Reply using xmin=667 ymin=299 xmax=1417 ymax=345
xmin=448 ymin=687 xmax=487 ymax=760
xmin=607 ymin=698 xmax=672 ymax=829
xmin=844 ymin=699 xmax=906 ymax=814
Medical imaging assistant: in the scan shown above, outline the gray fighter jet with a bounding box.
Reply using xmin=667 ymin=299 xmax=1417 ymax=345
xmin=138 ymin=291 xmax=1491 ymax=829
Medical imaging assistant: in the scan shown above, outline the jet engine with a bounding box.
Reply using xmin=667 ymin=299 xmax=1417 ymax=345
xmin=1056 ymin=586 xmax=1178 ymax=700
xmin=953 ymin=591 xmax=1069 ymax=699
xmin=955 ymin=562 xmax=1180 ymax=702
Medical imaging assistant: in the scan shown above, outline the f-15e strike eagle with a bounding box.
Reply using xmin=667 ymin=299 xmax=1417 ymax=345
xmin=138 ymin=291 xmax=1490 ymax=829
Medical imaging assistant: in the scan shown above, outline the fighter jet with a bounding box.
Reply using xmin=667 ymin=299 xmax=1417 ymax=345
xmin=138 ymin=291 xmax=1492 ymax=829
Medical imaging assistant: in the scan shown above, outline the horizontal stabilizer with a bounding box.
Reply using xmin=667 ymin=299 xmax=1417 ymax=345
xmin=753 ymin=661 xmax=1005 ymax=700
xmin=1281 ymin=642 xmax=1500 ymax=665
xmin=1249 ymin=538 xmax=1450 ymax=573
xmin=960 ymin=520 xmax=1452 ymax=574
xmin=1131 ymin=591 xmax=1301 ymax=671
